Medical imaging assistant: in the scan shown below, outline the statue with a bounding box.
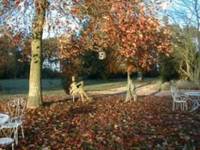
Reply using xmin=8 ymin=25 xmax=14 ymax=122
xmin=125 ymin=65 xmax=137 ymax=102
xmin=69 ymin=76 xmax=92 ymax=102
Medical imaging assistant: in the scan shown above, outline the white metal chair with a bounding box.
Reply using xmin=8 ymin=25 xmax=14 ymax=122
xmin=0 ymin=126 xmax=15 ymax=150
xmin=170 ymin=85 xmax=188 ymax=111
xmin=184 ymin=92 xmax=200 ymax=112
xmin=2 ymin=97 xmax=26 ymax=145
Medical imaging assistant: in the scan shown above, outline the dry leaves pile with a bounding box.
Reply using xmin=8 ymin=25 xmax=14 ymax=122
xmin=1 ymin=95 xmax=200 ymax=149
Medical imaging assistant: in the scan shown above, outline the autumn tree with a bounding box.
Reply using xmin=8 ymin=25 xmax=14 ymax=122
xmin=1 ymin=0 xmax=81 ymax=108
xmin=72 ymin=0 xmax=171 ymax=101
xmin=59 ymin=34 xmax=85 ymax=93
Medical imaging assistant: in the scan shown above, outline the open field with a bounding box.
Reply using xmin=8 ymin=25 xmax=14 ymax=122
xmin=1 ymin=78 xmax=199 ymax=100
xmin=0 ymin=78 xmax=159 ymax=97
xmin=0 ymin=79 xmax=126 ymax=95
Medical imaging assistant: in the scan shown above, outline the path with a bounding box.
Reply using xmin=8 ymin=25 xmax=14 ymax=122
xmin=88 ymin=80 xmax=160 ymax=96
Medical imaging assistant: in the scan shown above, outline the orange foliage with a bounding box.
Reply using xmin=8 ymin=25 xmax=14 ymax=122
xmin=58 ymin=36 xmax=85 ymax=60
xmin=70 ymin=0 xmax=172 ymax=72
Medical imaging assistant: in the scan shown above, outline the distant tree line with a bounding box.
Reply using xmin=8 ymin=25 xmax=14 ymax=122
xmin=2 ymin=24 xmax=199 ymax=84
xmin=0 ymin=33 xmax=160 ymax=80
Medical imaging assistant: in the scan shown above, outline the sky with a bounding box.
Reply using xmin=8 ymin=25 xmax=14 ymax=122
xmin=0 ymin=0 xmax=199 ymax=39
xmin=163 ymin=0 xmax=200 ymax=28
xmin=0 ymin=0 xmax=82 ymax=39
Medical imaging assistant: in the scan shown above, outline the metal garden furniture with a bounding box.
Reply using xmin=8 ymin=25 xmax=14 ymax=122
xmin=0 ymin=113 xmax=9 ymax=126
xmin=0 ymin=113 xmax=15 ymax=150
xmin=184 ymin=91 xmax=200 ymax=112
xmin=1 ymin=97 xmax=26 ymax=145
xmin=0 ymin=126 xmax=15 ymax=150
xmin=170 ymin=85 xmax=188 ymax=111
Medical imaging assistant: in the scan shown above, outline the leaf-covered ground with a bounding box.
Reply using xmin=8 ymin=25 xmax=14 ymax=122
xmin=1 ymin=95 xmax=200 ymax=150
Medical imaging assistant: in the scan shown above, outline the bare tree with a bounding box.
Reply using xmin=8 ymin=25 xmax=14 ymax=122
xmin=168 ymin=0 xmax=200 ymax=84
xmin=167 ymin=0 xmax=200 ymax=50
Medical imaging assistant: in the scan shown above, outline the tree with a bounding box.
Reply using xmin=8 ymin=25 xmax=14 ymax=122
xmin=159 ymin=53 xmax=179 ymax=82
xmin=0 ymin=34 xmax=17 ymax=78
xmin=73 ymin=0 xmax=172 ymax=101
xmin=170 ymin=26 xmax=200 ymax=83
xmin=168 ymin=0 xmax=200 ymax=50
xmin=80 ymin=51 xmax=110 ymax=79
xmin=27 ymin=0 xmax=47 ymax=108
xmin=166 ymin=0 xmax=200 ymax=84
xmin=1 ymin=0 xmax=80 ymax=108
xmin=0 ymin=0 xmax=48 ymax=108
xmin=1 ymin=0 xmax=171 ymax=106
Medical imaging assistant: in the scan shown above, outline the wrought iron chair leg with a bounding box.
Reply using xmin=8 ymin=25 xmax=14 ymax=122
xmin=12 ymin=143 xmax=14 ymax=150
xmin=21 ymin=125 xmax=24 ymax=138
xmin=185 ymin=103 xmax=188 ymax=111
xmin=14 ymin=127 xmax=18 ymax=145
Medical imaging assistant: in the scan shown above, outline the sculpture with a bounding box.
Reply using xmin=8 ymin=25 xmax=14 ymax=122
xmin=125 ymin=65 xmax=137 ymax=102
xmin=69 ymin=76 xmax=92 ymax=102
xmin=125 ymin=71 xmax=137 ymax=102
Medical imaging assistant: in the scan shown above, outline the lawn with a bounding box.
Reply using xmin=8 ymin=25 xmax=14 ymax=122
xmin=0 ymin=78 xmax=157 ymax=98
xmin=0 ymin=95 xmax=199 ymax=149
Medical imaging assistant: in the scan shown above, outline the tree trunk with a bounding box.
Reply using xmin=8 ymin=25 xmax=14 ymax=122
xmin=27 ymin=0 xmax=47 ymax=108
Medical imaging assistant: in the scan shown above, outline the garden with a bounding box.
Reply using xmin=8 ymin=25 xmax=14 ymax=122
xmin=0 ymin=0 xmax=200 ymax=149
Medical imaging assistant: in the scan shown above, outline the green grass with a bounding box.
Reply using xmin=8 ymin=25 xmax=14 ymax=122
xmin=0 ymin=78 xmax=158 ymax=98
xmin=85 ymin=80 xmax=127 ymax=91
xmin=0 ymin=79 xmax=127 ymax=96
xmin=0 ymin=79 xmax=62 ymax=94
